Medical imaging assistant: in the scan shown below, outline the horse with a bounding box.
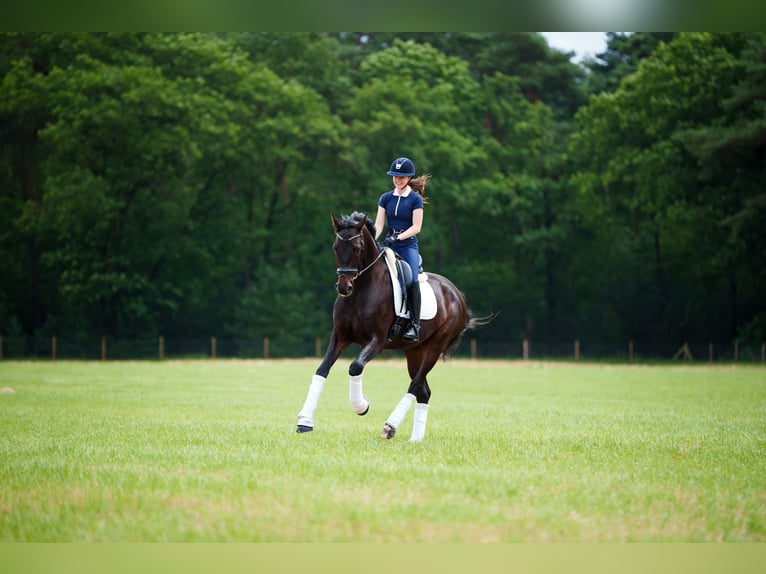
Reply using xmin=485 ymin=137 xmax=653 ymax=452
xmin=296 ymin=211 xmax=488 ymax=442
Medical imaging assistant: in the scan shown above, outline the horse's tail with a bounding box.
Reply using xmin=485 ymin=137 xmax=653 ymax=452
xmin=443 ymin=309 xmax=497 ymax=358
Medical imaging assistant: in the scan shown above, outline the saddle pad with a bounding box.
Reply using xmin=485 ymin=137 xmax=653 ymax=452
xmin=383 ymin=249 xmax=437 ymax=320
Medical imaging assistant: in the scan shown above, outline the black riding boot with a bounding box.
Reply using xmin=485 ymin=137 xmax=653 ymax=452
xmin=403 ymin=283 xmax=421 ymax=342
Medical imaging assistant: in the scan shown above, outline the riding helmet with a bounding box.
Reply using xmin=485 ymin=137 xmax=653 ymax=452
xmin=386 ymin=157 xmax=415 ymax=177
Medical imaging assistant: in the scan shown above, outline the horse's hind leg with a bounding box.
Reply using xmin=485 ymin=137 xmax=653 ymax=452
xmin=381 ymin=393 xmax=415 ymax=439
xmin=381 ymin=346 xmax=434 ymax=441
xmin=382 ymin=346 xmax=440 ymax=441
xmin=407 ymin=347 xmax=438 ymax=442
xmin=409 ymin=387 xmax=430 ymax=442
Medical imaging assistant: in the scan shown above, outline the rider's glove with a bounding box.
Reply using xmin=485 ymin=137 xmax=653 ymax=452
xmin=383 ymin=233 xmax=399 ymax=247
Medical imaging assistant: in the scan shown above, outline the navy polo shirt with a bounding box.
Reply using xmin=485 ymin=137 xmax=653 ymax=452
xmin=378 ymin=190 xmax=424 ymax=236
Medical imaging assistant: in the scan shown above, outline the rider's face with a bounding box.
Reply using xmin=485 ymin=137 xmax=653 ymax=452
xmin=392 ymin=175 xmax=410 ymax=191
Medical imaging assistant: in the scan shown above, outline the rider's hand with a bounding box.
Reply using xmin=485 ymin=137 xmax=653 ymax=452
xmin=383 ymin=234 xmax=399 ymax=247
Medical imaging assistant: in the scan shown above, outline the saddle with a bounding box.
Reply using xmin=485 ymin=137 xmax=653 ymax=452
xmin=384 ymin=249 xmax=420 ymax=315
xmin=382 ymin=248 xmax=434 ymax=342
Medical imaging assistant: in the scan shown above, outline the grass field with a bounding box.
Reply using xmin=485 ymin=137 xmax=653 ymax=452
xmin=0 ymin=358 xmax=764 ymax=542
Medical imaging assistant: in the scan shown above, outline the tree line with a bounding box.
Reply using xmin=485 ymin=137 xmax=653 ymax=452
xmin=1 ymin=32 xmax=764 ymax=356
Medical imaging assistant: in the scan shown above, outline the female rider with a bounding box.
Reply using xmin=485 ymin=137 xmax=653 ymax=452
xmin=374 ymin=157 xmax=430 ymax=343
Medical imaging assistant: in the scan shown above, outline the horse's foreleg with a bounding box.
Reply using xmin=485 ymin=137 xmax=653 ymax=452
xmin=348 ymin=371 xmax=370 ymax=415
xmin=347 ymin=343 xmax=382 ymax=416
xmin=296 ymin=374 xmax=326 ymax=432
xmin=297 ymin=335 xmax=347 ymax=433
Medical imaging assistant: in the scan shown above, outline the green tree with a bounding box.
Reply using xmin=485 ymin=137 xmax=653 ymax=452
xmin=223 ymin=33 xmax=354 ymax=113
xmin=37 ymin=45 xmax=215 ymax=337
xmin=0 ymin=33 xmax=345 ymax=347
xmin=337 ymin=32 xmax=587 ymax=120
xmin=461 ymin=73 xmax=568 ymax=342
xmin=570 ymin=33 xmax=751 ymax=347
xmin=345 ymin=39 xmax=487 ymax=271
xmin=674 ymin=33 xmax=766 ymax=344
xmin=582 ymin=33 xmax=678 ymax=95
xmin=0 ymin=33 xmax=110 ymax=338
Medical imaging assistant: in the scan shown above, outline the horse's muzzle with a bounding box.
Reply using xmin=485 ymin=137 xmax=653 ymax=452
xmin=336 ymin=268 xmax=358 ymax=297
xmin=336 ymin=277 xmax=354 ymax=297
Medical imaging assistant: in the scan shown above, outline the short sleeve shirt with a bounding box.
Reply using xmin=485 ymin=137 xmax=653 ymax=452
xmin=378 ymin=190 xmax=424 ymax=234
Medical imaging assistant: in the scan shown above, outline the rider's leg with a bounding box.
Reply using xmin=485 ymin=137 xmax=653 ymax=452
xmin=402 ymin=245 xmax=421 ymax=342
xmin=403 ymin=280 xmax=421 ymax=342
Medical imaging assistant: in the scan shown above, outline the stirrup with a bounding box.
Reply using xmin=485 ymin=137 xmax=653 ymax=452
xmin=402 ymin=323 xmax=420 ymax=342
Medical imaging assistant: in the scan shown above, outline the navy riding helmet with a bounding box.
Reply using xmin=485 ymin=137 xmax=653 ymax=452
xmin=386 ymin=157 xmax=415 ymax=177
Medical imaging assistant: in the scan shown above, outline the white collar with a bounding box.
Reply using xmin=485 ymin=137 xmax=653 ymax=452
xmin=393 ymin=186 xmax=412 ymax=197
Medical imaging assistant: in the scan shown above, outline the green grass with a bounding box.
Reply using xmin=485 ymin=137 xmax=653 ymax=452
xmin=0 ymin=359 xmax=764 ymax=542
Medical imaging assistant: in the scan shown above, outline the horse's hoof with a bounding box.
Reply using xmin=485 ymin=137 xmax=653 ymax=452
xmin=359 ymin=403 xmax=369 ymax=416
xmin=381 ymin=423 xmax=396 ymax=439
xmin=296 ymin=425 xmax=314 ymax=433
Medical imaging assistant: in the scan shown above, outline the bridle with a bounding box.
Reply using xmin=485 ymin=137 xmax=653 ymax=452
xmin=334 ymin=230 xmax=385 ymax=287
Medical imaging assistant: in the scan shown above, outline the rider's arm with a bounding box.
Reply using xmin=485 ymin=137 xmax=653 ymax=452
xmin=396 ymin=208 xmax=423 ymax=241
xmin=374 ymin=206 xmax=387 ymax=241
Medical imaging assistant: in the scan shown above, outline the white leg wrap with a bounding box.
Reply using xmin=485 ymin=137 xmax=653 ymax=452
xmin=349 ymin=375 xmax=369 ymax=415
xmin=409 ymin=403 xmax=429 ymax=442
xmin=297 ymin=374 xmax=326 ymax=428
xmin=386 ymin=393 xmax=416 ymax=430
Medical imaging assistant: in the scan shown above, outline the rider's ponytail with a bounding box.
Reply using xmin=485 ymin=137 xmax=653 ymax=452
xmin=409 ymin=174 xmax=431 ymax=205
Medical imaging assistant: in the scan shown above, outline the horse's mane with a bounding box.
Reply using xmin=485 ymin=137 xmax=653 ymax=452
xmin=339 ymin=211 xmax=376 ymax=238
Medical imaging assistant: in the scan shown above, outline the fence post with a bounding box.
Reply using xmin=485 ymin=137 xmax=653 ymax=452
xmin=734 ymin=341 xmax=739 ymax=363
xmin=159 ymin=336 xmax=165 ymax=361
xmin=52 ymin=336 xmax=57 ymax=361
xmin=315 ymin=338 xmax=322 ymax=358
xmin=101 ymin=336 xmax=107 ymax=361
xmin=523 ymin=338 xmax=529 ymax=361
xmin=264 ymin=337 xmax=270 ymax=359
xmin=574 ymin=339 xmax=580 ymax=361
xmin=762 ymin=343 xmax=765 ymax=363
xmin=709 ymin=342 xmax=714 ymax=363
xmin=628 ymin=340 xmax=634 ymax=362
xmin=0 ymin=335 xmax=3 ymax=360
xmin=673 ymin=342 xmax=692 ymax=362
xmin=211 ymin=336 xmax=217 ymax=359
xmin=471 ymin=338 xmax=477 ymax=359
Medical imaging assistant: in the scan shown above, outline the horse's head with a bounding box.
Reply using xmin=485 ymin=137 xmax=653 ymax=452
xmin=332 ymin=212 xmax=376 ymax=297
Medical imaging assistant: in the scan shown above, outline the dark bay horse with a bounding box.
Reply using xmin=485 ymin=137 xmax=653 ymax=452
xmin=297 ymin=211 xmax=487 ymax=441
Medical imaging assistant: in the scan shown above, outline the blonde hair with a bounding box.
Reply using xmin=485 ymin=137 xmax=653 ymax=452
xmin=409 ymin=174 xmax=431 ymax=205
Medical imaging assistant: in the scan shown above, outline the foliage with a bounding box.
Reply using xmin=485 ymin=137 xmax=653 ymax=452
xmin=582 ymin=32 xmax=678 ymax=95
xmin=0 ymin=32 xmax=764 ymax=351
xmin=571 ymin=33 xmax=765 ymax=346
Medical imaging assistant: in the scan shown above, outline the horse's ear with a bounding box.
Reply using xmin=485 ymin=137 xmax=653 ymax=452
xmin=355 ymin=214 xmax=367 ymax=230
xmin=331 ymin=214 xmax=340 ymax=230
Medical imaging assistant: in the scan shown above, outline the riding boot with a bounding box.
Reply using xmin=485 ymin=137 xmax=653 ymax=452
xmin=403 ymin=282 xmax=421 ymax=342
